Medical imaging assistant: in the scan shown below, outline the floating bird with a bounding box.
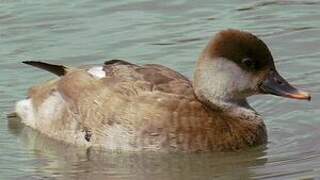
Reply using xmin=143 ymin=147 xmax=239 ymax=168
xmin=14 ymin=29 xmax=311 ymax=152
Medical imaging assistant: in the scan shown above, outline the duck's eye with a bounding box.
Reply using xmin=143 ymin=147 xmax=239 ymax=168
xmin=242 ymin=58 xmax=255 ymax=69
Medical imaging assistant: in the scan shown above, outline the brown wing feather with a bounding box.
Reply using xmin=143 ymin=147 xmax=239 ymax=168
xmin=102 ymin=60 xmax=194 ymax=96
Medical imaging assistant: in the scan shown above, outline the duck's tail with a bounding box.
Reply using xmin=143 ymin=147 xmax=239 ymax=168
xmin=22 ymin=61 xmax=70 ymax=76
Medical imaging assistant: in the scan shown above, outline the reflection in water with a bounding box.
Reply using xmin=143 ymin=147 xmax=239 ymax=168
xmin=8 ymin=117 xmax=267 ymax=180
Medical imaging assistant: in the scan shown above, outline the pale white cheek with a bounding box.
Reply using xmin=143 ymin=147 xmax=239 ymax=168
xmin=87 ymin=66 xmax=105 ymax=79
xmin=218 ymin=59 xmax=257 ymax=91
xmin=230 ymin=69 xmax=253 ymax=91
xmin=197 ymin=58 xmax=257 ymax=98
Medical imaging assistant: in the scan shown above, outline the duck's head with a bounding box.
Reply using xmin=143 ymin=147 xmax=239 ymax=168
xmin=194 ymin=29 xmax=311 ymax=113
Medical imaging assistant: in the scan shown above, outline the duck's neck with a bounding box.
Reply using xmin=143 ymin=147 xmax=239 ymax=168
xmin=193 ymin=57 xmax=261 ymax=121
xmin=193 ymin=86 xmax=259 ymax=120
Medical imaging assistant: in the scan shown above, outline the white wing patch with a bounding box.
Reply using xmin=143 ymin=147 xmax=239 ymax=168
xmin=87 ymin=66 xmax=105 ymax=79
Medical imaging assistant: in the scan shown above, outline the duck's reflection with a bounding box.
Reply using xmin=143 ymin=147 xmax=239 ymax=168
xmin=8 ymin=117 xmax=267 ymax=180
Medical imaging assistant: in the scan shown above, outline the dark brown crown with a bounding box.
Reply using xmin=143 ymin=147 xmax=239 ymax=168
xmin=207 ymin=29 xmax=275 ymax=72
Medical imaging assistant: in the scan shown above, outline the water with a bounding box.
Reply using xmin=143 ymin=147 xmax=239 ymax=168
xmin=1 ymin=0 xmax=320 ymax=179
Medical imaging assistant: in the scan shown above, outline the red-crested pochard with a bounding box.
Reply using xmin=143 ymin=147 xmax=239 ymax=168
xmin=14 ymin=29 xmax=311 ymax=152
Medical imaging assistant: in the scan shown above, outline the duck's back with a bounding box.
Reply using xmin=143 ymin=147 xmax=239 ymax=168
xmin=101 ymin=60 xmax=194 ymax=96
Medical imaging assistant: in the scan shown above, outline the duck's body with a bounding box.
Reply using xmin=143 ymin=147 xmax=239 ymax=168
xmin=16 ymin=60 xmax=266 ymax=151
xmin=15 ymin=30 xmax=310 ymax=152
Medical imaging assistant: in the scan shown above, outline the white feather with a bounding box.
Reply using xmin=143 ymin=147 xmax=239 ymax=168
xmin=87 ymin=66 xmax=105 ymax=79
xmin=15 ymin=99 xmax=36 ymax=128
xmin=15 ymin=91 xmax=66 ymax=128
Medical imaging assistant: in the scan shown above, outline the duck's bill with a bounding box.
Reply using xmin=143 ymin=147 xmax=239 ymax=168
xmin=259 ymin=71 xmax=311 ymax=101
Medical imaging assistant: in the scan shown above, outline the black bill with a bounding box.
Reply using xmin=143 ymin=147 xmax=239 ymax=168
xmin=260 ymin=70 xmax=311 ymax=101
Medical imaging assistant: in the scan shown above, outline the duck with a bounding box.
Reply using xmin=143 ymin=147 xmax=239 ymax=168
xmin=14 ymin=29 xmax=311 ymax=152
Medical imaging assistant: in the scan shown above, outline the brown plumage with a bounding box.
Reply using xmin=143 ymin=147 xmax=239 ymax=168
xmin=207 ymin=29 xmax=275 ymax=72
xmin=14 ymin=29 xmax=310 ymax=152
